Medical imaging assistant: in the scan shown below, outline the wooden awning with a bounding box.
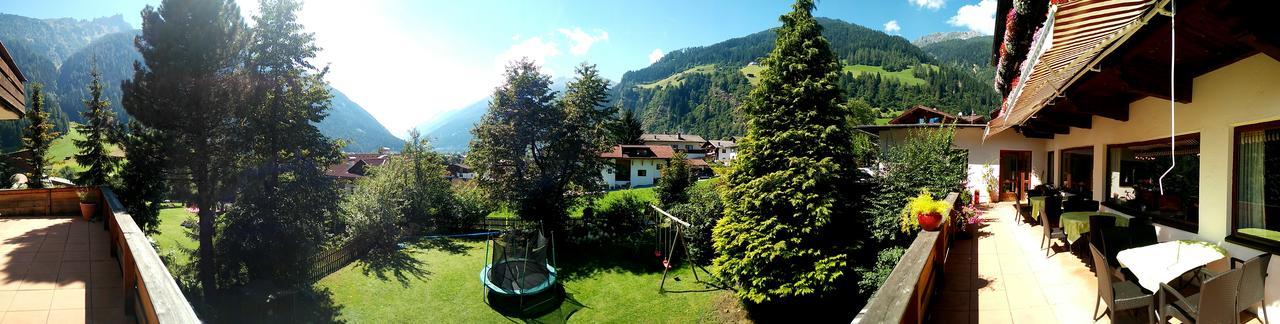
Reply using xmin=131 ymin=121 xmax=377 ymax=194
xmin=0 ymin=40 xmax=26 ymax=120
xmin=987 ymin=0 xmax=1163 ymax=138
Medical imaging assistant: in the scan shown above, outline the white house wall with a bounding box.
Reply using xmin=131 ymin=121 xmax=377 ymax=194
xmin=876 ymin=127 xmax=1047 ymax=203
xmin=1041 ymin=54 xmax=1280 ymax=315
xmin=600 ymin=158 xmax=663 ymax=189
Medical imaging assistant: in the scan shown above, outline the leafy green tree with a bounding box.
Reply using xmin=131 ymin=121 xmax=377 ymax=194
xmin=402 ymin=129 xmax=454 ymax=230
xmin=74 ymin=66 xmax=121 ymax=186
xmin=612 ymin=108 xmax=644 ymax=145
xmin=712 ymin=0 xmax=870 ymax=303
xmin=22 ymin=84 xmax=58 ymax=189
xmin=867 ymin=126 xmax=966 ymax=242
xmin=118 ymin=120 xmax=167 ymax=233
xmin=468 ymin=61 xmax=614 ymax=234
xmin=215 ymin=0 xmax=343 ymax=290
xmin=657 ymin=152 xmax=691 ymax=207
xmin=339 ymin=155 xmax=413 ymax=252
xmin=121 ymin=0 xmax=247 ymax=297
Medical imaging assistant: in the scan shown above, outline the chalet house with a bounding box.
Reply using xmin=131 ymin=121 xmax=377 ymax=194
xmin=969 ymin=0 xmax=1280 ymax=317
xmin=600 ymin=145 xmax=710 ymax=189
xmin=640 ymin=133 xmax=708 ymax=158
xmin=446 ymin=163 xmax=475 ymax=181
xmin=704 ymin=140 xmax=738 ymax=165
xmin=859 ymin=106 xmax=1032 ymax=203
xmin=325 ymin=147 xmax=394 ymax=192
xmin=0 ymin=40 xmax=26 ymax=120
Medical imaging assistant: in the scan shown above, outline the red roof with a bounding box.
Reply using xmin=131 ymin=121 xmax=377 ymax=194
xmin=600 ymin=145 xmax=675 ymax=159
xmin=325 ymin=153 xmax=394 ymax=179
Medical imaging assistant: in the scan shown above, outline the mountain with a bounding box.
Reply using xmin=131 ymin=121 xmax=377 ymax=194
xmin=615 ymin=17 xmax=1000 ymax=140
xmin=912 ymin=31 xmax=984 ymax=47
xmin=419 ymin=98 xmax=488 ymax=153
xmin=0 ymin=13 xmax=402 ymax=153
xmin=921 ymin=36 xmax=996 ymax=86
xmin=320 ymin=89 xmax=404 ymax=152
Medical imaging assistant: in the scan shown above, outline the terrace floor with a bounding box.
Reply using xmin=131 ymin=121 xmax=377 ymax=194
xmin=926 ymin=202 xmax=1262 ymax=324
xmin=0 ymin=217 xmax=127 ymax=324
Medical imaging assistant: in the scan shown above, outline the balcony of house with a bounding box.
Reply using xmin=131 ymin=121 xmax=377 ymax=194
xmin=0 ymin=187 xmax=197 ymax=324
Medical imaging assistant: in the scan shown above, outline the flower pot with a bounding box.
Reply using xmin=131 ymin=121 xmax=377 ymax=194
xmin=79 ymin=202 xmax=97 ymax=221
xmin=918 ymin=212 xmax=943 ymax=232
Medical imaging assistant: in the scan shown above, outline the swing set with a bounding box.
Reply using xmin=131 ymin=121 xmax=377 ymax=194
xmin=650 ymin=204 xmax=711 ymax=292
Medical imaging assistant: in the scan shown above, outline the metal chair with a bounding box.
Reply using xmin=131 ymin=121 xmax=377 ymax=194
xmin=1234 ymin=254 xmax=1271 ymax=323
xmin=1090 ymin=243 xmax=1154 ymax=323
xmin=1160 ymin=267 xmax=1243 ymax=324
xmin=1041 ymin=209 xmax=1067 ymax=257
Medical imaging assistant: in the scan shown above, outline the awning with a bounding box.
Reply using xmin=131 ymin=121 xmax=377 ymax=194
xmin=987 ymin=0 xmax=1162 ymax=138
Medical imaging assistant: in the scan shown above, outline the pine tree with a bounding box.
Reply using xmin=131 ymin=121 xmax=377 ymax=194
xmin=122 ymin=0 xmax=247 ymax=297
xmin=74 ymin=65 xmax=121 ymax=186
xmin=613 ymin=108 xmax=644 ymax=145
xmin=119 ymin=120 xmax=167 ymax=233
xmin=214 ymin=0 xmax=342 ymax=289
xmin=712 ymin=0 xmax=869 ymax=303
xmin=22 ymin=84 xmax=59 ymax=189
xmin=468 ymin=61 xmax=614 ymax=234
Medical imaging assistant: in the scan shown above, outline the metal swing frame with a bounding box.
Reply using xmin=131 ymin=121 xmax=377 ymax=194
xmin=650 ymin=204 xmax=711 ymax=292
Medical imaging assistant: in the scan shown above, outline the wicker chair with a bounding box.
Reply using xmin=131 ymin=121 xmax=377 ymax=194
xmin=1087 ymin=215 xmax=1117 ymax=266
xmin=1090 ymin=243 xmax=1154 ymax=323
xmin=1160 ymin=268 xmax=1243 ymax=324
xmin=1234 ymin=254 xmax=1271 ymax=323
xmin=1041 ymin=209 xmax=1067 ymax=257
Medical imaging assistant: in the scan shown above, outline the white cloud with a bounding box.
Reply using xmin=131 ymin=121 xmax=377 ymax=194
xmin=884 ymin=20 xmax=901 ymax=34
xmin=648 ymin=48 xmax=664 ymax=64
xmin=948 ymin=0 xmax=997 ymax=35
xmin=495 ymin=36 xmax=562 ymax=76
xmin=557 ymin=27 xmax=609 ymax=56
xmin=909 ymin=0 xmax=946 ymax=10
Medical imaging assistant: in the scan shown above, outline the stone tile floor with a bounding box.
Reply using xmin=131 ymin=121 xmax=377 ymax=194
xmin=926 ymin=203 xmax=1261 ymax=324
xmin=0 ymin=217 xmax=125 ymax=324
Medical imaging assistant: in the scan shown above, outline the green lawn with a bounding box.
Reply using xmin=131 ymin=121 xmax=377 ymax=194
xmin=318 ymin=239 xmax=742 ymax=323
xmin=741 ymin=64 xmax=931 ymax=87
xmin=637 ymin=64 xmax=716 ymax=89
xmin=739 ymin=65 xmax=766 ymax=86
xmin=45 ymin=122 xmax=125 ymax=176
xmin=154 ymin=207 xmax=198 ymax=270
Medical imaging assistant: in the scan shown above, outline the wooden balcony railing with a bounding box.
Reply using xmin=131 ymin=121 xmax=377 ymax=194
xmin=852 ymin=192 xmax=960 ymax=324
xmin=0 ymin=187 xmax=199 ymax=323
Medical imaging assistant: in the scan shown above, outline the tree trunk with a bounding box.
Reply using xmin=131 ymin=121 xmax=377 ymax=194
xmin=196 ymin=168 xmax=216 ymax=299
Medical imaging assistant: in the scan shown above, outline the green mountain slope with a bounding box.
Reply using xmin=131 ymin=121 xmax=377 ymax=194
xmin=615 ymin=17 xmax=1000 ymax=140
xmin=319 ymin=89 xmax=404 ymax=152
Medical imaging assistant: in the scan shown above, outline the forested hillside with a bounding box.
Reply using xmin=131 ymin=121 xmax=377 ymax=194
xmin=0 ymin=13 xmax=402 ymax=152
xmin=615 ymin=18 xmax=999 ymax=140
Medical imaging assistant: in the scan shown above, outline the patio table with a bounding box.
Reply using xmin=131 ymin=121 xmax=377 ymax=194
xmin=1116 ymin=240 xmax=1228 ymax=292
xmin=1029 ymin=196 xmax=1045 ymax=222
xmin=1239 ymin=228 xmax=1280 ymax=241
xmin=1060 ymin=212 xmax=1131 ymax=243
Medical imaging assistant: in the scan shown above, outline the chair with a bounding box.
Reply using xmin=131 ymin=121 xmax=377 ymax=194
xmin=1088 ymin=215 xmax=1117 ymax=265
xmin=1160 ymin=268 xmax=1243 ymax=324
xmin=1234 ymin=254 xmax=1271 ymax=323
xmin=1041 ymin=209 xmax=1067 ymax=257
xmin=1064 ymin=199 xmax=1100 ymax=213
xmin=1015 ymin=199 xmax=1038 ymax=225
xmin=1090 ymin=243 xmax=1154 ymax=323
xmin=1045 ymin=195 xmax=1063 ymax=229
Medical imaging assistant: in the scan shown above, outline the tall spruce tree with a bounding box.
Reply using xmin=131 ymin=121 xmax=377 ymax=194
xmin=712 ymin=0 xmax=869 ymax=303
xmin=74 ymin=66 xmax=121 ymax=186
xmin=214 ymin=0 xmax=342 ymax=289
xmin=22 ymin=84 xmax=58 ymax=189
xmin=468 ymin=61 xmax=614 ymax=234
xmin=122 ymin=0 xmax=247 ymax=297
xmin=119 ymin=120 xmax=167 ymax=233
xmin=612 ymin=108 xmax=644 ymax=145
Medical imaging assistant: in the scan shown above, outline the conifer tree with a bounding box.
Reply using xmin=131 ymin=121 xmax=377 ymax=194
xmin=119 ymin=120 xmax=167 ymax=233
xmin=712 ymin=0 xmax=869 ymax=303
xmin=22 ymin=84 xmax=58 ymax=189
xmin=613 ymin=108 xmax=644 ymax=145
xmin=74 ymin=66 xmax=121 ymax=186
xmin=122 ymin=0 xmax=247 ymax=297
xmin=214 ymin=0 xmax=342 ymax=289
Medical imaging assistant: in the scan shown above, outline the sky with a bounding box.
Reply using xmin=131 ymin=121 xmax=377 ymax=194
xmin=0 ymin=0 xmax=996 ymax=137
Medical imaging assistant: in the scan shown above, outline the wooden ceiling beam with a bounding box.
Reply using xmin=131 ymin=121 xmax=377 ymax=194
xmin=1024 ymin=118 xmax=1070 ymax=135
xmin=1035 ymin=108 xmax=1092 ymax=129
xmin=1067 ymin=93 xmax=1129 ymax=122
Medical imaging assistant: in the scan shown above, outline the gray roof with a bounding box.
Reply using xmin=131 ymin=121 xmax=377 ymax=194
xmin=707 ymin=140 xmax=736 ymax=148
xmin=641 ymin=133 xmax=706 ymax=143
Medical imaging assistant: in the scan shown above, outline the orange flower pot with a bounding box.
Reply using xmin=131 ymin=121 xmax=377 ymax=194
xmin=918 ymin=212 xmax=943 ymax=232
xmin=79 ymin=202 xmax=97 ymax=221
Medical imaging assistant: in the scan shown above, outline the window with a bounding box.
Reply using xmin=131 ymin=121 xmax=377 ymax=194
xmin=686 ymin=144 xmax=694 ymax=150
xmin=1105 ymin=134 xmax=1200 ymax=230
xmin=1234 ymin=121 xmax=1280 ymax=243
xmin=638 ymin=169 xmax=647 ymax=177
xmin=1060 ymin=146 xmax=1094 ymax=197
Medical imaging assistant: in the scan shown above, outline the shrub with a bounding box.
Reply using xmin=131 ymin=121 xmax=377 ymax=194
xmin=657 ymin=152 xmax=692 ymax=207
xmin=577 ymin=191 xmax=650 ymax=245
xmin=855 ymin=247 xmax=906 ymax=295
xmin=667 ymin=183 xmax=724 ymax=266
xmin=447 ymin=182 xmax=492 ymax=230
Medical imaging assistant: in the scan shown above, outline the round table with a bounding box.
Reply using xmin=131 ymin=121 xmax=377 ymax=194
xmin=1117 ymin=240 xmax=1228 ymax=292
xmin=1028 ymin=196 xmax=1046 ymax=222
xmin=1060 ymin=212 xmax=1128 ymax=243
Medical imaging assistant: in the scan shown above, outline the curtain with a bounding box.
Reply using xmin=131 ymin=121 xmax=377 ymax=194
xmin=1238 ymin=129 xmax=1270 ymax=229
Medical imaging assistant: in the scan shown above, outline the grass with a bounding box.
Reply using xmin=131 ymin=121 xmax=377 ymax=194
xmin=45 ymin=122 xmax=125 ymax=177
xmin=740 ymin=64 xmax=932 ymax=87
xmin=317 ymin=239 xmax=743 ymax=323
xmin=636 ymin=64 xmax=716 ymax=89
xmin=153 ymin=207 xmax=198 ymax=270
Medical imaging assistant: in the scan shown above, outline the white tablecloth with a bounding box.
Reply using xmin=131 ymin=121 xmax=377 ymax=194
xmin=1116 ymin=240 xmax=1228 ymax=292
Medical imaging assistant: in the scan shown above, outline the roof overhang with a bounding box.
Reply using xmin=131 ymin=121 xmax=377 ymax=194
xmin=856 ymin=124 xmax=987 ymax=135
xmin=987 ymin=0 xmax=1164 ymax=139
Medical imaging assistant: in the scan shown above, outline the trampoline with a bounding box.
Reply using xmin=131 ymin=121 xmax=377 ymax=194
xmin=480 ymin=230 xmax=557 ymax=296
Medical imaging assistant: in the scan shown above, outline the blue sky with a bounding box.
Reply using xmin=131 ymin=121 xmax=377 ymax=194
xmin=1 ymin=0 xmax=996 ymax=136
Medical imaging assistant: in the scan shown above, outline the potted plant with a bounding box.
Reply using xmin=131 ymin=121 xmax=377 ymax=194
xmin=955 ymin=205 xmax=980 ymax=239
xmin=76 ymin=188 xmax=97 ymax=221
xmin=901 ymin=190 xmax=951 ymax=232
xmin=981 ymin=163 xmax=999 ymax=204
